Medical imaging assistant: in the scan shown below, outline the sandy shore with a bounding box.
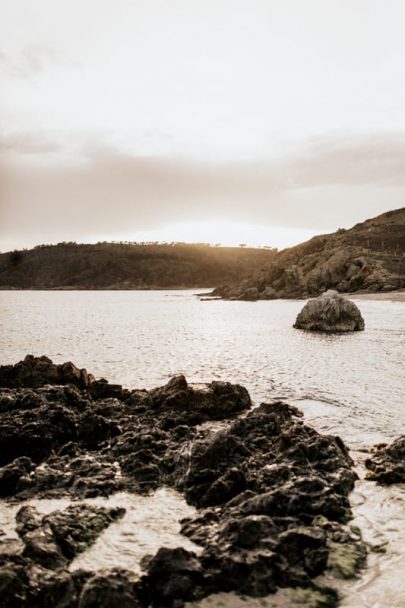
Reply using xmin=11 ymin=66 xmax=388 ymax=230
xmin=349 ymin=290 xmax=405 ymax=302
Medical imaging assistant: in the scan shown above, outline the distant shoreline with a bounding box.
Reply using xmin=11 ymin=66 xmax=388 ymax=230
xmin=348 ymin=290 xmax=405 ymax=302
xmin=1 ymin=287 xmax=404 ymax=302
xmin=0 ymin=286 xmax=214 ymax=292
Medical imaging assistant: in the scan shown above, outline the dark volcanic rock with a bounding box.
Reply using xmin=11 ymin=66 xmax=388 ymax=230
xmin=0 ymin=564 xmax=29 ymax=608
xmin=365 ymin=436 xmax=405 ymax=483
xmin=78 ymin=569 xmax=141 ymax=608
xmin=0 ymin=355 xmax=93 ymax=390
xmin=16 ymin=505 xmax=67 ymax=569
xmin=294 ymin=290 xmax=365 ymax=332
xmin=174 ymin=401 xmax=355 ymax=513
xmin=0 ymin=385 xmax=120 ymax=468
xmin=27 ymin=569 xmax=86 ymax=608
xmin=16 ymin=503 xmax=125 ymax=569
xmin=140 ymin=547 xmax=204 ymax=606
xmin=163 ymin=401 xmax=358 ymax=603
xmin=149 ymin=375 xmax=251 ymax=424
xmin=88 ymin=380 xmax=127 ymax=400
xmin=0 ymin=457 xmax=35 ymax=497
xmin=0 ymin=357 xmax=364 ymax=607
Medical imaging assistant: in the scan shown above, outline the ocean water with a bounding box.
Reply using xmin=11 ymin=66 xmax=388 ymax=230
xmin=0 ymin=290 xmax=404 ymax=606
xmin=1 ymin=290 xmax=404 ymax=446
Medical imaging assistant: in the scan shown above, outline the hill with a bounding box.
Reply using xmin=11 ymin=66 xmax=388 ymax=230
xmin=211 ymin=208 xmax=405 ymax=300
xmin=0 ymin=242 xmax=277 ymax=290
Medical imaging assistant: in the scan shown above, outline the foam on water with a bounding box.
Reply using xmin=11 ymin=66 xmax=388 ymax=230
xmin=338 ymin=463 xmax=405 ymax=608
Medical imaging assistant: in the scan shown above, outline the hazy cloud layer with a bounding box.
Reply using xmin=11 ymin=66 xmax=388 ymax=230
xmin=2 ymin=1 xmax=405 ymax=250
xmin=0 ymin=132 xmax=64 ymax=155
xmin=0 ymin=46 xmax=79 ymax=78
xmin=1 ymin=133 xmax=404 ymax=250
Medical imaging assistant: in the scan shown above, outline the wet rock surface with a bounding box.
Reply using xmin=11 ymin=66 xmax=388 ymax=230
xmin=365 ymin=436 xmax=405 ymax=483
xmin=294 ymin=290 xmax=365 ymax=333
xmin=16 ymin=503 xmax=125 ymax=567
xmin=0 ymin=355 xmax=94 ymax=390
xmin=0 ymin=356 xmax=364 ymax=607
xmin=78 ymin=569 xmax=142 ymax=608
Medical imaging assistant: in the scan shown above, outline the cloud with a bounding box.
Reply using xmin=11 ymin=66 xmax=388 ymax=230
xmin=1 ymin=133 xmax=405 ymax=250
xmin=289 ymin=134 xmax=405 ymax=188
xmin=0 ymin=46 xmax=79 ymax=78
xmin=0 ymin=132 xmax=64 ymax=156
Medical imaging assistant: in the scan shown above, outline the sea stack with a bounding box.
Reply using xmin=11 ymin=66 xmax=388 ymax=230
xmin=294 ymin=290 xmax=365 ymax=333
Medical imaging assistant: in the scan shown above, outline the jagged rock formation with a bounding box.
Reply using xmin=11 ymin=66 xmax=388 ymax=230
xmin=365 ymin=436 xmax=405 ymax=483
xmin=293 ymin=290 xmax=365 ymax=332
xmin=0 ymin=356 xmax=365 ymax=607
xmin=212 ymin=208 xmax=405 ymax=300
xmin=0 ymin=355 xmax=93 ymax=390
xmin=16 ymin=504 xmax=125 ymax=568
xmin=0 ymin=242 xmax=276 ymax=290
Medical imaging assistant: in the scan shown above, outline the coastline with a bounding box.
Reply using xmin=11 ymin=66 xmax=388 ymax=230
xmin=0 ymin=285 xmax=215 ymax=291
xmin=348 ymin=290 xmax=405 ymax=302
xmin=1 ymin=287 xmax=405 ymax=302
xmin=0 ymin=355 xmax=372 ymax=608
xmin=0 ymin=292 xmax=405 ymax=608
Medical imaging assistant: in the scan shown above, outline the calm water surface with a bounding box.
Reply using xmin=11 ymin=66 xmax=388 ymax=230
xmin=0 ymin=290 xmax=404 ymax=607
xmin=1 ymin=290 xmax=404 ymax=446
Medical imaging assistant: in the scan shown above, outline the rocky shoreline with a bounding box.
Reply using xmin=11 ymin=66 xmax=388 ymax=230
xmin=209 ymin=209 xmax=405 ymax=301
xmin=0 ymin=356 xmax=401 ymax=607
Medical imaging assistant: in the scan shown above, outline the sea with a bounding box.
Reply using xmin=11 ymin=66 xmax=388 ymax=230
xmin=0 ymin=290 xmax=404 ymax=607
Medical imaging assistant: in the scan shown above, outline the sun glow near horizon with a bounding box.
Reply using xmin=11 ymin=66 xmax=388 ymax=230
xmin=0 ymin=220 xmax=319 ymax=254
xmin=2 ymin=1 xmax=404 ymax=252
xmin=95 ymin=220 xmax=320 ymax=250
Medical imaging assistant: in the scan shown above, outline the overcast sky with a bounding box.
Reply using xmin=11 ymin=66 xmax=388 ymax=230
xmin=1 ymin=0 xmax=405 ymax=251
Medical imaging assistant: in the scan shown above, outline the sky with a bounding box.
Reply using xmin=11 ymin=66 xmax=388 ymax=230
xmin=1 ymin=0 xmax=405 ymax=251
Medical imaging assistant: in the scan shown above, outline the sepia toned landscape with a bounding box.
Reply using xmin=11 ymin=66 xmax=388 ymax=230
xmin=1 ymin=2 xmax=404 ymax=608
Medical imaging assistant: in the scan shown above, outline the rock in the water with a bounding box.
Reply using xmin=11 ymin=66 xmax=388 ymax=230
xmin=365 ymin=436 xmax=405 ymax=483
xmin=16 ymin=505 xmax=67 ymax=569
xmin=16 ymin=503 xmax=125 ymax=568
xmin=293 ymin=290 xmax=365 ymax=332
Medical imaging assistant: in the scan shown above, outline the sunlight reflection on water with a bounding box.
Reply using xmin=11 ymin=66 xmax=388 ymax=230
xmin=1 ymin=290 xmax=404 ymax=447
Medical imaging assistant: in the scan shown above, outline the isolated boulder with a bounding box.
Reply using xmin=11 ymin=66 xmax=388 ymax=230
xmin=294 ymin=290 xmax=365 ymax=333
